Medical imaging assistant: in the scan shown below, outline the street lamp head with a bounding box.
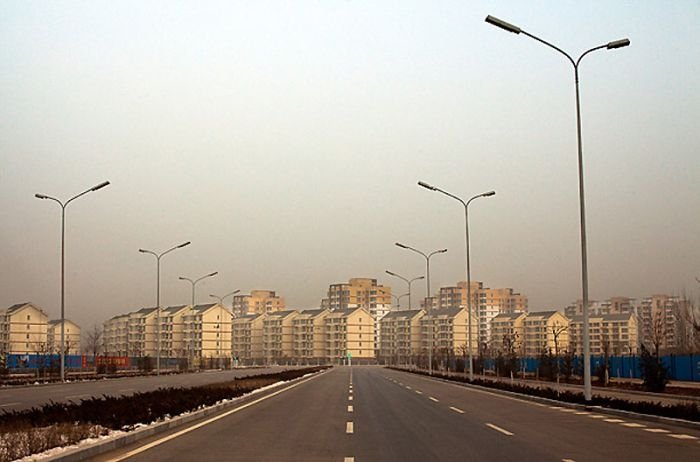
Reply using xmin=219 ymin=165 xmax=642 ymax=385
xmin=482 ymin=190 xmax=496 ymax=197
xmin=385 ymin=270 xmax=397 ymax=276
xmin=34 ymin=193 xmax=49 ymax=199
xmin=177 ymin=241 xmax=191 ymax=248
xmin=178 ymin=276 xmax=188 ymax=281
xmin=232 ymin=289 xmax=241 ymax=295
xmin=416 ymin=276 xmax=426 ymax=280
xmin=607 ymin=38 xmax=630 ymax=49
xmin=138 ymin=248 xmax=148 ymax=253
xmin=438 ymin=249 xmax=448 ymax=254
xmin=395 ymin=242 xmax=408 ymax=249
xmin=207 ymin=271 xmax=219 ymax=277
xmin=417 ymin=181 xmax=437 ymax=191
xmin=485 ymin=15 xmax=521 ymax=34
xmin=90 ymin=181 xmax=110 ymax=192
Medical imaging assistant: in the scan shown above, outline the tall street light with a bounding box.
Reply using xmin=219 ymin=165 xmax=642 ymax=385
xmin=209 ymin=289 xmax=240 ymax=306
xmin=139 ymin=241 xmax=191 ymax=375
xmin=378 ymin=288 xmax=410 ymax=310
xmin=179 ymin=272 xmax=219 ymax=306
xmin=385 ymin=270 xmax=424 ymax=310
xmin=419 ymin=181 xmax=495 ymax=381
xmin=35 ymin=180 xmax=110 ymax=382
xmin=395 ymin=242 xmax=447 ymax=375
xmin=485 ymin=14 xmax=630 ymax=401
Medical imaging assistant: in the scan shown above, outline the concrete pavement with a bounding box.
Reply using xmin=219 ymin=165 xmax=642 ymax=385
xmin=93 ymin=366 xmax=700 ymax=461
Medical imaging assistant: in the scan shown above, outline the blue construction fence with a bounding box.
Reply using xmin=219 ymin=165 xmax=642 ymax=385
xmin=481 ymin=354 xmax=700 ymax=382
xmin=2 ymin=354 xmax=182 ymax=370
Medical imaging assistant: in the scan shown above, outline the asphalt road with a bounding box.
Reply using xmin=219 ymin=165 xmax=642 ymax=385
xmin=0 ymin=367 xmax=302 ymax=412
xmin=96 ymin=366 xmax=700 ymax=462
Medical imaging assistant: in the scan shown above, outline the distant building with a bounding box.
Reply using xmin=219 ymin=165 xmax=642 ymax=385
xmin=569 ymin=313 xmax=639 ymax=356
xmin=293 ymin=309 xmax=330 ymax=363
xmin=47 ymin=319 xmax=81 ymax=355
xmin=262 ymin=310 xmax=299 ymax=363
xmin=420 ymin=307 xmax=473 ymax=359
xmin=324 ymin=307 xmax=374 ymax=362
xmin=490 ymin=312 xmax=528 ymax=355
xmin=232 ymin=313 xmax=266 ymax=364
xmin=233 ymin=290 xmax=286 ymax=317
xmin=522 ymin=311 xmax=569 ymax=357
xmin=379 ymin=309 xmax=425 ymax=364
xmin=0 ymin=303 xmax=49 ymax=355
xmin=183 ymin=304 xmax=233 ymax=362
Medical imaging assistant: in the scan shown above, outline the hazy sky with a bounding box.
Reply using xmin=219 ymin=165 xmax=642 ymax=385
xmin=1 ymin=1 xmax=698 ymax=332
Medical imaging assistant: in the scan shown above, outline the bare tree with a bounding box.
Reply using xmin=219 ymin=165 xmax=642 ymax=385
xmin=84 ymin=325 xmax=103 ymax=361
xmin=649 ymin=310 xmax=666 ymax=357
xmin=550 ymin=322 xmax=568 ymax=388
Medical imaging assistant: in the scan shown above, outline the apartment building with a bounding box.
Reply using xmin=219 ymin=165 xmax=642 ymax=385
xmin=103 ymin=314 xmax=129 ymax=356
xmin=183 ymin=303 xmax=233 ymax=361
xmin=522 ymin=311 xmax=569 ymax=357
xmin=263 ymin=310 xmax=299 ymax=363
xmin=490 ymin=312 xmax=527 ymax=355
xmin=160 ymin=305 xmax=189 ymax=358
xmin=0 ymin=303 xmax=49 ymax=355
xmin=565 ymin=297 xmax=636 ymax=318
xmin=127 ymin=307 xmax=158 ymax=357
xmin=431 ymin=281 xmax=528 ymax=345
xmin=378 ymin=309 xmax=424 ymax=364
xmin=569 ymin=313 xmax=639 ymax=356
xmin=232 ymin=313 xmax=266 ymax=364
xmin=420 ymin=307 xmax=472 ymax=357
xmin=47 ymin=319 xmax=81 ymax=355
xmin=232 ymin=290 xmax=285 ymax=317
xmin=292 ymin=309 xmax=330 ymax=362
xmin=321 ymin=278 xmax=392 ymax=313
xmin=324 ymin=307 xmax=374 ymax=362
xmin=638 ymin=295 xmax=683 ymax=353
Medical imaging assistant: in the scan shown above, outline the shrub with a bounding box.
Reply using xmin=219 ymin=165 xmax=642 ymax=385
xmin=639 ymin=345 xmax=669 ymax=392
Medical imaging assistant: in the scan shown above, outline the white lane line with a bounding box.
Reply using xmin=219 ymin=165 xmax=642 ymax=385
xmin=574 ymin=411 xmax=590 ymax=415
xmin=0 ymin=402 xmax=21 ymax=408
xmin=559 ymin=408 xmax=578 ymax=413
xmin=549 ymin=406 xmax=563 ymax=410
xmin=346 ymin=421 xmax=354 ymax=434
xmin=348 ymin=405 xmax=353 ymax=412
xmin=669 ymin=434 xmax=697 ymax=440
xmin=604 ymin=419 xmax=625 ymax=423
xmin=486 ymin=423 xmax=514 ymax=436
xmin=345 ymin=458 xmax=355 ymax=462
xmin=562 ymin=459 xmax=576 ymax=462
xmin=587 ymin=415 xmax=606 ymax=419
xmin=622 ymin=423 xmax=646 ymax=428
xmin=405 ymin=386 xmax=412 ymax=390
xmin=349 ymin=396 xmax=353 ymax=401
xmin=644 ymin=428 xmax=670 ymax=433
xmin=103 ymin=370 xmax=328 ymax=462
xmin=449 ymin=406 xmax=465 ymax=414
xmin=429 ymin=397 xmax=439 ymax=402
xmin=415 ymin=390 xmax=423 ymax=395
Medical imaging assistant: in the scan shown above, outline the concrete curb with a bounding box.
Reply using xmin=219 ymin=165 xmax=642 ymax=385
xmin=393 ymin=368 xmax=700 ymax=431
xmin=45 ymin=370 xmax=327 ymax=462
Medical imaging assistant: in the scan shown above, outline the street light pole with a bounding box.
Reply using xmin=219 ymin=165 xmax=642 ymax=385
xmin=179 ymin=272 xmax=219 ymax=306
xmin=485 ymin=14 xmax=629 ymax=401
xmin=209 ymin=289 xmax=241 ymax=306
xmin=385 ymin=270 xmax=425 ymax=310
xmin=378 ymin=288 xmax=410 ymax=310
xmin=139 ymin=241 xmax=191 ymax=375
xmin=418 ymin=181 xmax=495 ymax=381
xmin=395 ymin=243 xmax=447 ymax=375
xmin=35 ymin=180 xmax=110 ymax=382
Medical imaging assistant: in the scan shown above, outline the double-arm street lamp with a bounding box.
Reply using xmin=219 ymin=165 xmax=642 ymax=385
xmin=385 ymin=270 xmax=424 ymax=310
xmin=395 ymin=243 xmax=447 ymax=375
xmin=209 ymin=289 xmax=240 ymax=306
xmin=35 ymin=180 xmax=110 ymax=382
xmin=139 ymin=241 xmax=191 ymax=375
xmin=418 ymin=181 xmax=495 ymax=381
xmin=179 ymin=272 xmax=219 ymax=306
xmin=378 ymin=288 xmax=410 ymax=310
xmin=485 ymin=14 xmax=630 ymax=401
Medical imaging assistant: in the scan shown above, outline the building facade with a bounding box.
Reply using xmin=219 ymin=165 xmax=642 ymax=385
xmin=232 ymin=290 xmax=286 ymax=317
xmin=379 ymin=309 xmax=425 ymax=364
xmin=0 ymin=303 xmax=49 ymax=355
xmin=47 ymin=319 xmax=81 ymax=355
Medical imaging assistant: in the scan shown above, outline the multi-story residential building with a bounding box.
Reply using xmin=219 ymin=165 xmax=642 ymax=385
xmin=183 ymin=303 xmax=233 ymax=362
xmin=321 ymin=278 xmax=392 ymax=356
xmin=127 ymin=307 xmax=158 ymax=357
xmin=431 ymin=281 xmax=528 ymax=345
xmin=232 ymin=313 xmax=266 ymax=364
xmin=569 ymin=313 xmax=639 ymax=356
xmin=232 ymin=290 xmax=285 ymax=317
xmin=638 ymin=295 xmax=684 ymax=353
xmin=47 ymin=319 xmax=81 ymax=355
xmin=378 ymin=309 xmax=425 ymax=364
xmin=293 ymin=309 xmax=330 ymax=363
xmin=324 ymin=307 xmax=374 ymax=362
xmin=161 ymin=305 xmax=189 ymax=358
xmin=0 ymin=303 xmax=49 ymax=355
xmin=103 ymin=314 xmax=129 ymax=356
xmin=565 ymin=297 xmax=636 ymax=318
xmin=490 ymin=312 xmax=528 ymax=355
xmin=263 ymin=310 xmax=299 ymax=363
xmin=420 ymin=307 xmax=472 ymax=359
xmin=522 ymin=311 xmax=569 ymax=357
